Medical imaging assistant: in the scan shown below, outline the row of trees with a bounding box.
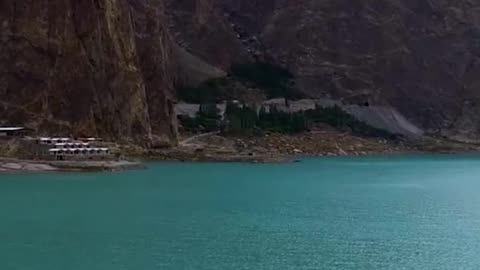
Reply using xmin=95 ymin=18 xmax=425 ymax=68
xmin=178 ymin=104 xmax=224 ymax=132
xmin=178 ymin=102 xmax=309 ymax=134
xmin=178 ymin=103 xmax=396 ymax=139
xmin=225 ymin=102 xmax=309 ymax=134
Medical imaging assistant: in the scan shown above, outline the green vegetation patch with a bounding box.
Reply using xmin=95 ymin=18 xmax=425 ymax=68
xmin=225 ymin=102 xmax=308 ymax=134
xmin=179 ymin=102 xmax=396 ymax=139
xmin=229 ymin=62 xmax=303 ymax=99
xmin=178 ymin=104 xmax=224 ymax=133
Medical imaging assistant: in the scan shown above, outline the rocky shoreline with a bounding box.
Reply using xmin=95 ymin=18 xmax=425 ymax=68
xmin=2 ymin=131 xmax=480 ymax=173
xmin=141 ymin=130 xmax=413 ymax=162
xmin=0 ymin=159 xmax=145 ymax=173
xmin=141 ymin=131 xmax=480 ymax=163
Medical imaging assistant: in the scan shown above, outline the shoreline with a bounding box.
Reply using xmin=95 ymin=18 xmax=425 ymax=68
xmin=2 ymin=131 xmax=480 ymax=173
xmin=0 ymin=158 xmax=145 ymax=173
xmin=2 ymin=149 xmax=480 ymax=173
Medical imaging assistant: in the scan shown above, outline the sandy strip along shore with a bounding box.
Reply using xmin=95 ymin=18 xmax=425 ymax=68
xmin=0 ymin=158 xmax=144 ymax=173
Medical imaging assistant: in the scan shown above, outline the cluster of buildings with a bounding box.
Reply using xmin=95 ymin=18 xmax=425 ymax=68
xmin=175 ymin=98 xmax=343 ymax=120
xmin=38 ymin=137 xmax=111 ymax=160
xmin=0 ymin=126 xmax=112 ymax=161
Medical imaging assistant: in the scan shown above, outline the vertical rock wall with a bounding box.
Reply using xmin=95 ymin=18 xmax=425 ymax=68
xmin=0 ymin=0 xmax=177 ymax=144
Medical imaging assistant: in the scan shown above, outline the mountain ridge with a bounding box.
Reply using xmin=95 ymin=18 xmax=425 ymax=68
xmin=2 ymin=0 xmax=480 ymax=142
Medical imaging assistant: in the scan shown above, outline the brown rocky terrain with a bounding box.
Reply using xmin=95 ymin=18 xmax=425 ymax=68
xmin=141 ymin=127 xmax=415 ymax=163
xmin=0 ymin=0 xmax=177 ymax=144
xmin=169 ymin=0 xmax=480 ymax=141
xmin=165 ymin=0 xmax=247 ymax=69
xmin=3 ymin=0 xmax=480 ymax=145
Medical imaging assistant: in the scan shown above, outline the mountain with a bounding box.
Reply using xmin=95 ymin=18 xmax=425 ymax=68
xmin=2 ymin=0 xmax=480 ymax=143
xmin=168 ymin=0 xmax=480 ymax=141
xmin=0 ymin=0 xmax=177 ymax=144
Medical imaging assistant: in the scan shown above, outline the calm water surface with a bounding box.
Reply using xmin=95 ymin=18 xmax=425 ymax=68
xmin=1 ymin=155 xmax=480 ymax=269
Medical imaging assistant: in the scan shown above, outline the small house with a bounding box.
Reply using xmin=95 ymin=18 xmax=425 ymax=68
xmin=49 ymin=147 xmax=111 ymax=161
xmin=0 ymin=127 xmax=32 ymax=138
xmin=38 ymin=137 xmax=72 ymax=145
xmin=53 ymin=142 xmax=91 ymax=149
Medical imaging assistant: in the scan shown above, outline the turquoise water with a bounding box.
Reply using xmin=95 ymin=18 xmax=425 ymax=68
xmin=1 ymin=155 xmax=480 ymax=269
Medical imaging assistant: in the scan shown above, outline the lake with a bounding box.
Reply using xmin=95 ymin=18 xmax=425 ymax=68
xmin=1 ymin=155 xmax=480 ymax=269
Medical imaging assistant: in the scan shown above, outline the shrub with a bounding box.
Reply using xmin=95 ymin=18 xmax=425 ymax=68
xmin=257 ymin=106 xmax=309 ymax=133
xmin=178 ymin=103 xmax=223 ymax=132
xmin=224 ymin=102 xmax=309 ymax=134
xmin=225 ymin=102 xmax=258 ymax=133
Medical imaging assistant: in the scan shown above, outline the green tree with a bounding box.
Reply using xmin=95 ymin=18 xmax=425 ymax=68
xmin=290 ymin=112 xmax=308 ymax=133
xmin=198 ymin=103 xmax=221 ymax=120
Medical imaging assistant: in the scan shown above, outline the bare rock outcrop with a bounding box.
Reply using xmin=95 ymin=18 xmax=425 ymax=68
xmin=3 ymin=0 xmax=480 ymax=143
xmin=165 ymin=0 xmax=248 ymax=69
xmin=169 ymin=0 xmax=480 ymax=140
xmin=0 ymin=0 xmax=177 ymax=144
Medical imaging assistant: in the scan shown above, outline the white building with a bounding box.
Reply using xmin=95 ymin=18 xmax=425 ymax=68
xmin=0 ymin=127 xmax=31 ymax=137
xmin=38 ymin=137 xmax=112 ymax=160
xmin=38 ymin=137 xmax=71 ymax=145
xmin=53 ymin=142 xmax=91 ymax=149
xmin=49 ymin=148 xmax=111 ymax=160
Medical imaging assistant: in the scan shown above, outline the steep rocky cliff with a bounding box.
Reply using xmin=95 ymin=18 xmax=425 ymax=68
xmin=3 ymin=0 xmax=480 ymax=142
xmin=0 ymin=0 xmax=177 ymax=144
xmin=165 ymin=0 xmax=247 ymax=69
xmin=169 ymin=0 xmax=480 ymax=140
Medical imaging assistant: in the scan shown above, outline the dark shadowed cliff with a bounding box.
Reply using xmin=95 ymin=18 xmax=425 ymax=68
xmin=169 ymin=0 xmax=480 ymax=141
xmin=0 ymin=0 xmax=177 ymax=144
xmin=2 ymin=0 xmax=480 ymax=142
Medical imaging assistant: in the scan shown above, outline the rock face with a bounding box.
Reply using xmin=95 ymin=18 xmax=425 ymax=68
xmin=258 ymin=0 xmax=480 ymax=139
xmin=165 ymin=0 xmax=247 ymax=69
xmin=3 ymin=0 xmax=480 ymax=142
xmin=169 ymin=0 xmax=480 ymax=140
xmin=0 ymin=0 xmax=177 ymax=144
